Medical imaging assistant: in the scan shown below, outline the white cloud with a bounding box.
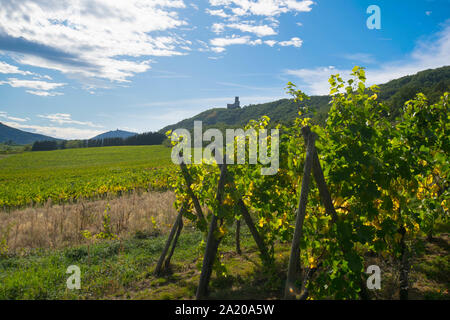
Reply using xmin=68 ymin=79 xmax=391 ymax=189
xmin=2 ymin=121 xmax=103 ymax=140
xmin=212 ymin=21 xmax=277 ymax=37
xmin=2 ymin=112 xmax=105 ymax=139
xmin=210 ymin=35 xmax=253 ymax=47
xmin=206 ymin=8 xmax=230 ymax=18
xmin=285 ymin=66 xmax=346 ymax=95
xmin=0 ymin=111 xmax=29 ymax=122
xmin=0 ymin=61 xmax=34 ymax=76
xmin=212 ymin=23 xmax=226 ymax=33
xmin=208 ymin=0 xmax=314 ymax=17
xmin=38 ymin=113 xmax=104 ymax=128
xmin=211 ymin=47 xmax=227 ymax=53
xmin=0 ymin=0 xmax=189 ymax=85
xmin=264 ymin=40 xmax=277 ymax=47
xmin=278 ymin=37 xmax=303 ymax=47
xmin=226 ymin=23 xmax=277 ymax=36
xmin=210 ymin=35 xmax=266 ymax=52
xmin=206 ymin=1 xmax=314 ymax=53
xmin=0 ymin=78 xmax=66 ymax=96
xmin=26 ymin=90 xmax=63 ymax=97
xmin=285 ymin=24 xmax=450 ymax=95
xmin=210 ymin=35 xmax=303 ymax=52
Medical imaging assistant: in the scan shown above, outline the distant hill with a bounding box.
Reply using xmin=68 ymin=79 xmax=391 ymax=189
xmin=160 ymin=66 xmax=450 ymax=133
xmin=0 ymin=122 xmax=60 ymax=145
xmin=91 ymin=129 xmax=137 ymax=140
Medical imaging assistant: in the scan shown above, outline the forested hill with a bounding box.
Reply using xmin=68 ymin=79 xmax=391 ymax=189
xmin=91 ymin=129 xmax=137 ymax=140
xmin=160 ymin=65 xmax=449 ymax=133
xmin=0 ymin=122 xmax=60 ymax=145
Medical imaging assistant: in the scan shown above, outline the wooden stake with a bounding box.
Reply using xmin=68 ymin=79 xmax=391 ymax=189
xmin=235 ymin=219 xmax=241 ymax=255
xmin=236 ymin=198 xmax=271 ymax=264
xmin=180 ymin=163 xmax=207 ymax=229
xmin=164 ymin=214 xmax=184 ymax=270
xmin=196 ymin=161 xmax=228 ymax=300
xmin=284 ymin=127 xmax=315 ymax=299
xmin=154 ymin=207 xmax=184 ymax=276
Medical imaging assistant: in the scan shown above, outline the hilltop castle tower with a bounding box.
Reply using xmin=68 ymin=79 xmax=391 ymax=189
xmin=227 ymin=96 xmax=240 ymax=109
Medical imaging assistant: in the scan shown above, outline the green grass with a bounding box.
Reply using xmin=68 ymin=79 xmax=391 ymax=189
xmin=1 ymin=224 xmax=448 ymax=300
xmin=0 ymin=226 xmax=264 ymax=300
xmin=0 ymin=145 xmax=174 ymax=209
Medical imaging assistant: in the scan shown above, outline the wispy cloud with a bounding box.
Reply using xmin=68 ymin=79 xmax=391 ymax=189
xmin=25 ymin=90 xmax=63 ymax=97
xmin=210 ymin=35 xmax=255 ymax=47
xmin=38 ymin=113 xmax=104 ymax=128
xmin=0 ymin=78 xmax=66 ymax=96
xmin=210 ymin=35 xmax=303 ymax=52
xmin=2 ymin=121 xmax=103 ymax=140
xmin=0 ymin=111 xmax=29 ymax=122
xmin=0 ymin=61 xmax=34 ymax=76
xmin=212 ymin=22 xmax=277 ymax=37
xmin=279 ymin=37 xmax=303 ymax=47
xmin=2 ymin=112 xmax=105 ymax=139
xmin=208 ymin=0 xmax=314 ymax=17
xmin=206 ymin=8 xmax=230 ymax=18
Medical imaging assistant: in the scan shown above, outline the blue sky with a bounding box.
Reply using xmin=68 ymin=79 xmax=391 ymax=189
xmin=0 ymin=0 xmax=449 ymax=139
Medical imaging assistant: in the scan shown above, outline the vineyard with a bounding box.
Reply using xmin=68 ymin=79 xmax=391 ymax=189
xmin=0 ymin=145 xmax=175 ymax=209
xmin=0 ymin=68 xmax=448 ymax=300
xmin=161 ymin=67 xmax=449 ymax=299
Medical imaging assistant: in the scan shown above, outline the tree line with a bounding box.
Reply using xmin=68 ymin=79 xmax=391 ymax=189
xmin=31 ymin=131 xmax=166 ymax=151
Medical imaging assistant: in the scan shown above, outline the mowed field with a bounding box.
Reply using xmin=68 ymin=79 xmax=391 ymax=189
xmin=0 ymin=146 xmax=174 ymax=209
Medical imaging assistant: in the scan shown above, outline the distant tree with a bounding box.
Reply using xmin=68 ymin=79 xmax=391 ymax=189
xmin=32 ymin=140 xmax=58 ymax=151
xmin=124 ymin=132 xmax=165 ymax=145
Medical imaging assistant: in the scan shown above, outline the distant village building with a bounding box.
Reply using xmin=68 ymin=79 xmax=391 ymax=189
xmin=227 ymin=96 xmax=241 ymax=109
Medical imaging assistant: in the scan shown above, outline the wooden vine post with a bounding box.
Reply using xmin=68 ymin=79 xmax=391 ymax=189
xmin=235 ymin=197 xmax=271 ymax=264
xmin=235 ymin=219 xmax=241 ymax=255
xmin=228 ymin=178 xmax=272 ymax=264
xmin=285 ymin=126 xmax=370 ymax=300
xmin=284 ymin=127 xmax=316 ymax=299
xmin=180 ymin=162 xmax=207 ymax=230
xmin=154 ymin=206 xmax=185 ymax=275
xmin=196 ymin=161 xmax=228 ymax=299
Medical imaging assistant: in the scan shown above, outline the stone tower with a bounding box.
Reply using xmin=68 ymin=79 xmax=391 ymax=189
xmin=227 ymin=96 xmax=240 ymax=109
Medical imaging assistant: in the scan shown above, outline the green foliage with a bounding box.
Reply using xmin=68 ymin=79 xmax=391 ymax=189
xmin=93 ymin=204 xmax=118 ymax=241
xmin=168 ymin=66 xmax=449 ymax=299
